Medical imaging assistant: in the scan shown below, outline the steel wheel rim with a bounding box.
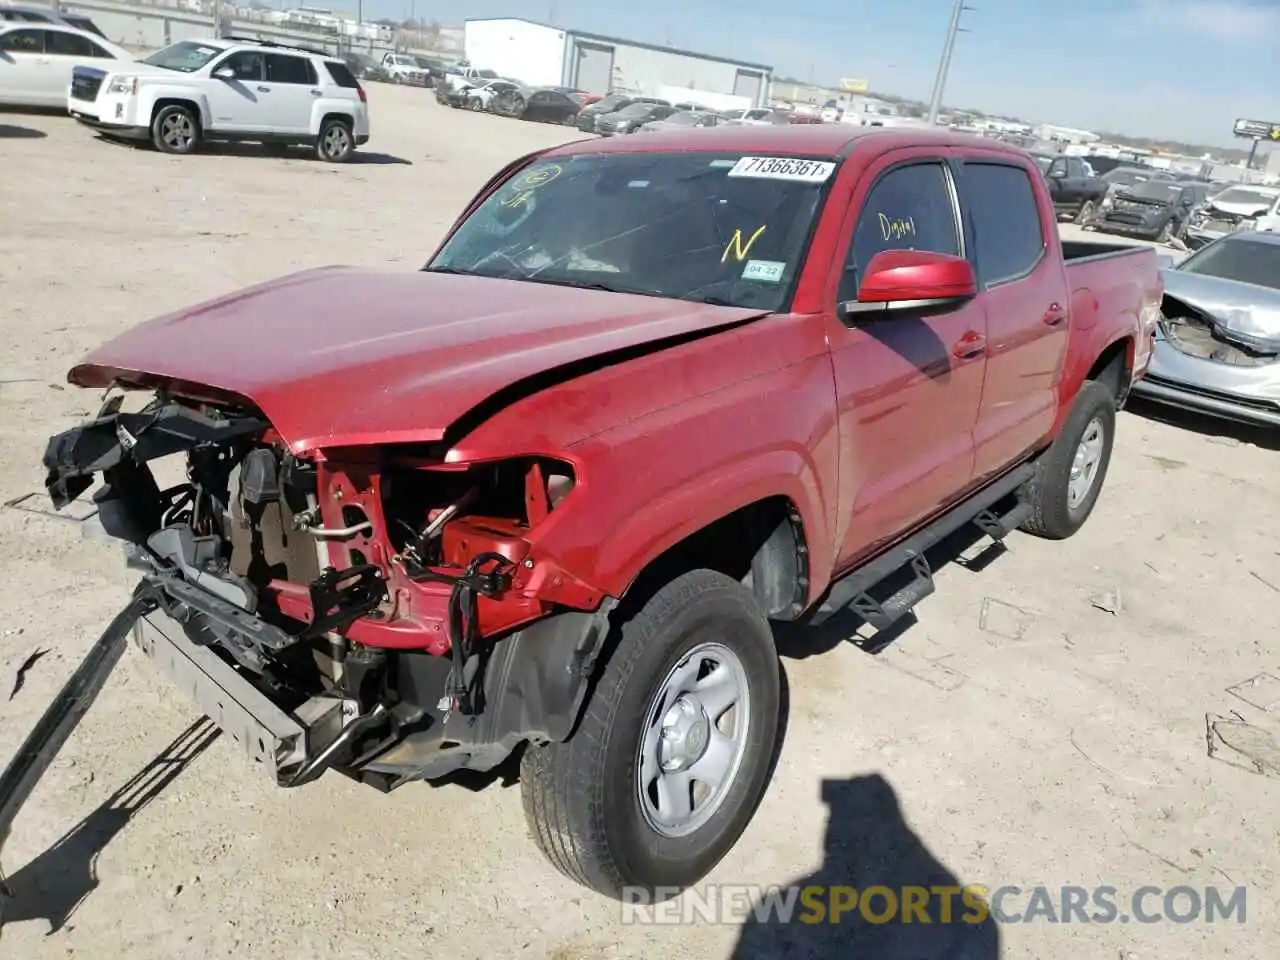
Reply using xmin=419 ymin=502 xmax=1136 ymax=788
xmin=323 ymin=125 xmax=349 ymax=157
xmin=162 ymin=113 xmax=193 ymax=150
xmin=1068 ymin=416 xmax=1105 ymax=509
xmin=636 ymin=641 xmax=751 ymax=839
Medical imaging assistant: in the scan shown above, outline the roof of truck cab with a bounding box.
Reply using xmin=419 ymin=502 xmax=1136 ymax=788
xmin=541 ymin=124 xmax=1028 ymax=160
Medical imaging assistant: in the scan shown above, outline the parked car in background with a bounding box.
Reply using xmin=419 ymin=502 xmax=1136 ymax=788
xmin=573 ymin=93 xmax=666 ymax=132
xmin=549 ymin=85 xmax=598 ymax=106
xmin=66 ymin=37 xmax=371 ymax=162
xmin=0 ymin=3 xmax=105 ymax=37
xmin=1092 ymin=180 xmax=1197 ymax=243
xmin=721 ymin=106 xmax=790 ymax=126
xmin=461 ymin=77 xmax=521 ymax=112
xmin=410 ymin=54 xmax=447 ymax=87
xmin=509 ymin=86 xmax=582 ymax=124
xmin=594 ymin=99 xmax=676 ymax=135
xmin=638 ymin=108 xmax=722 ymax=132
xmin=1030 ymin=152 xmax=1109 ymax=224
xmin=1131 ymin=230 xmax=1280 ymax=428
xmin=0 ymin=22 xmax=129 ymax=107
xmin=340 ymin=50 xmax=390 ymax=83
xmin=1183 ymin=184 xmax=1280 ymax=250
xmin=379 ymin=52 xmax=426 ymax=85
xmin=436 ymin=61 xmax=498 ymax=103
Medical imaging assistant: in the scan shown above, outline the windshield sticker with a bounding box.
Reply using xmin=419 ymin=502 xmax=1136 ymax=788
xmin=502 ymin=165 xmax=562 ymax=208
xmin=727 ymin=156 xmax=836 ymax=183
xmin=878 ymin=214 xmax=917 ymax=241
xmin=195 ymin=46 xmax=216 ymax=55
xmin=628 ymin=180 xmax=650 ymax=188
xmin=742 ymin=260 xmax=786 ymax=283
xmin=708 ymin=159 xmax=737 ymax=168
xmin=721 ymin=225 xmax=767 ymax=263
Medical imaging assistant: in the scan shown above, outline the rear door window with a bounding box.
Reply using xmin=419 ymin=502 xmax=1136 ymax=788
xmin=46 ymin=29 xmax=98 ymax=57
xmin=958 ymin=162 xmax=1046 ymax=286
xmin=843 ymin=161 xmax=962 ymax=301
xmin=266 ymin=53 xmax=317 ymax=84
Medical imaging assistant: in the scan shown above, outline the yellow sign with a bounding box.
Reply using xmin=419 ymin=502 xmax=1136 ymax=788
xmin=839 ymin=77 xmax=869 ymax=93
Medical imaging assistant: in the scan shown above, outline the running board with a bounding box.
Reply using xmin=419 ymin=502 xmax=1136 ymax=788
xmin=807 ymin=462 xmax=1036 ymax=629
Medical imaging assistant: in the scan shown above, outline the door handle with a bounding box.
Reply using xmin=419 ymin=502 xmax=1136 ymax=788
xmin=1041 ymin=302 xmax=1067 ymax=326
xmin=952 ymin=331 xmax=986 ymax=360
xmin=310 ymin=89 xmax=322 ymax=96
xmin=256 ymin=85 xmax=270 ymax=93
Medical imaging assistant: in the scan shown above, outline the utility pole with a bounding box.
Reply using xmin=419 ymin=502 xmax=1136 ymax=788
xmin=927 ymin=0 xmax=975 ymax=126
xmin=212 ymin=0 xmax=222 ymax=37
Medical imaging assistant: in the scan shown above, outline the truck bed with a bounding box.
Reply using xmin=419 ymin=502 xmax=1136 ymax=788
xmin=1061 ymin=238 xmax=1153 ymax=263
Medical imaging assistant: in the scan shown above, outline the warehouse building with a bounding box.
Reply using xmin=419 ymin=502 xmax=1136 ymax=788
xmin=463 ymin=18 xmax=773 ymax=108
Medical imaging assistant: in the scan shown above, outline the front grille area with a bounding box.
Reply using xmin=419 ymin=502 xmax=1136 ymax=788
xmin=71 ymin=72 xmax=103 ymax=102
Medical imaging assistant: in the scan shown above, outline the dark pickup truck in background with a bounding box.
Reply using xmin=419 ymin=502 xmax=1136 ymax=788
xmin=1030 ymin=152 xmax=1109 ymax=224
xmin=0 ymin=126 xmax=1161 ymax=907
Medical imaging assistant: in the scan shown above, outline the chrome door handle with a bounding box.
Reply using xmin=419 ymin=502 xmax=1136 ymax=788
xmin=256 ymin=85 xmax=270 ymax=93
xmin=310 ymin=89 xmax=322 ymax=96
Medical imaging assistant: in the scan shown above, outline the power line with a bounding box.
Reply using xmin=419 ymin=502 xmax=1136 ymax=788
xmin=927 ymin=0 xmax=975 ymax=126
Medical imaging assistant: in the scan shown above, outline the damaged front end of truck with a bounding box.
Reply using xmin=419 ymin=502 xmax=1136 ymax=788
xmin=0 ymin=384 xmax=619 ymax=887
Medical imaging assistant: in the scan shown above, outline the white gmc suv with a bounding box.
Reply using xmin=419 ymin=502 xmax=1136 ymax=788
xmin=66 ymin=36 xmax=371 ymax=161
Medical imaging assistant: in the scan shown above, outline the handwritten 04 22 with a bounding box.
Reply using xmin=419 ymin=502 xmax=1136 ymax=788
xmin=878 ymin=213 xmax=917 ymax=242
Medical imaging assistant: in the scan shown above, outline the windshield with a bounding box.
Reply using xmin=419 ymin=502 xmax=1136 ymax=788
xmin=427 ymin=152 xmax=837 ymax=311
xmin=1178 ymin=236 xmax=1280 ymax=291
xmin=141 ymin=40 xmax=223 ymax=73
xmin=613 ymin=103 xmax=654 ymax=118
xmin=1030 ymin=156 xmax=1052 ymax=173
xmin=592 ymin=95 xmax=630 ymax=112
xmin=1212 ymin=188 xmax=1278 ymax=208
xmin=664 ymin=112 xmax=702 ymax=126
xmin=1124 ymin=182 xmax=1182 ymax=202
xmin=1104 ymin=169 xmax=1154 ymax=186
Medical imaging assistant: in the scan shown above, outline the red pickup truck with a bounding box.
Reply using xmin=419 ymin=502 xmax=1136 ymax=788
xmin=1 ymin=127 xmax=1160 ymax=906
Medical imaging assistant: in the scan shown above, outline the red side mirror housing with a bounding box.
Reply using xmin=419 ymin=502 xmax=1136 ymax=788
xmin=854 ymin=250 xmax=978 ymax=310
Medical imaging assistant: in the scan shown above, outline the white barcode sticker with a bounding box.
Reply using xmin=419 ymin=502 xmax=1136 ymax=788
xmin=726 ymin=156 xmax=836 ymax=183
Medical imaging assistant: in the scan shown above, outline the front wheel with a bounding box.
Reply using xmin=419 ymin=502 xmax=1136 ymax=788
xmin=315 ymin=118 xmax=354 ymax=163
xmin=1074 ymin=199 xmax=1096 ymax=225
xmin=521 ymin=569 xmax=780 ymax=900
xmin=151 ymin=104 xmax=199 ymax=155
xmin=1019 ymin=379 xmax=1116 ymax=540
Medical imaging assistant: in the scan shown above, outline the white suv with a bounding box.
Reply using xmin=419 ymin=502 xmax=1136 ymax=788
xmin=66 ymin=36 xmax=371 ymax=162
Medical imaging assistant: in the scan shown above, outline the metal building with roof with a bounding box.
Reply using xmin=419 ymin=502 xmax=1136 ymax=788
xmin=462 ymin=17 xmax=773 ymax=108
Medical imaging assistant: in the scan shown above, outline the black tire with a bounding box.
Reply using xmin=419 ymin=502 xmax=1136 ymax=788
xmin=315 ymin=117 xmax=354 ymax=163
xmin=1019 ymin=379 xmax=1116 ymax=540
xmin=521 ymin=569 xmax=780 ymax=900
xmin=1074 ymin=199 xmax=1096 ymax=225
xmin=469 ymin=97 xmax=483 ymax=112
xmin=1157 ymin=220 xmax=1173 ymax=244
xmin=151 ymin=104 xmax=199 ymax=155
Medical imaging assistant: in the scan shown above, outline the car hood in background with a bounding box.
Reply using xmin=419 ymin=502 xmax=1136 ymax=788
xmin=1205 ymin=199 xmax=1272 ymax=219
xmin=1162 ymin=269 xmax=1280 ymax=354
xmin=68 ymin=267 xmax=769 ymax=453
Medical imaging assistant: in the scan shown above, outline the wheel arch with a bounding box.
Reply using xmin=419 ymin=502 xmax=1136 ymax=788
xmin=150 ymin=95 xmax=204 ymax=132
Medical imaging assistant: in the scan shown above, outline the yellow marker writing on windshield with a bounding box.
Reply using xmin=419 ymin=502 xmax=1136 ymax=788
xmin=502 ymin=190 xmax=535 ymax=208
xmin=722 ymin=225 xmax=767 ymax=263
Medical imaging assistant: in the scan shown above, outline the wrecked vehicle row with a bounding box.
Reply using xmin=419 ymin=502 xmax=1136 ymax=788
xmin=1 ymin=125 xmax=1161 ymax=906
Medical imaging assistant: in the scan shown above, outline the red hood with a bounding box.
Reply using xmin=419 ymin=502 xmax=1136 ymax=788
xmin=70 ymin=266 xmax=768 ymax=453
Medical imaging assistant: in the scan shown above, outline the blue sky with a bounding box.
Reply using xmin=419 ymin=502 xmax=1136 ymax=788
xmin=336 ymin=0 xmax=1277 ymax=146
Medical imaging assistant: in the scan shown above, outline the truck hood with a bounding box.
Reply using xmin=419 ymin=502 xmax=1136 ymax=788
xmin=68 ymin=266 xmax=770 ymax=453
xmin=1162 ymin=268 xmax=1280 ymax=354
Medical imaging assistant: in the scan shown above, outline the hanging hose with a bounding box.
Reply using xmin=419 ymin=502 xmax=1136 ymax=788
xmin=407 ymin=551 xmax=512 ymax=717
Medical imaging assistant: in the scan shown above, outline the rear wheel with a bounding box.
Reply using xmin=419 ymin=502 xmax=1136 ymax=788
xmin=315 ymin=118 xmax=354 ymax=163
xmin=521 ymin=569 xmax=780 ymax=900
xmin=1074 ymin=199 xmax=1096 ymax=225
xmin=1020 ymin=379 xmax=1116 ymax=540
xmin=1157 ymin=220 xmax=1173 ymax=243
xmin=151 ymin=104 xmax=199 ymax=155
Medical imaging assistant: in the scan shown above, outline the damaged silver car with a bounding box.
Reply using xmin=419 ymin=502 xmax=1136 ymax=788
xmin=1130 ymin=231 xmax=1280 ymax=428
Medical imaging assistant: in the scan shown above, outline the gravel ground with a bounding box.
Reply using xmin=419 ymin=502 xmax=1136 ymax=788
xmin=1 ymin=86 xmax=1277 ymax=959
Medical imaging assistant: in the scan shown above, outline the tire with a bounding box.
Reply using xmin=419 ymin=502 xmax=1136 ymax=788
xmin=1019 ymin=379 xmax=1116 ymax=540
xmin=1157 ymin=221 xmax=1173 ymax=244
xmin=315 ymin=117 xmax=354 ymax=163
xmin=151 ymin=104 xmax=199 ymax=155
xmin=520 ymin=569 xmax=780 ymax=900
xmin=1074 ymin=200 xmax=1096 ymax=225
xmin=469 ymin=98 xmax=483 ymax=112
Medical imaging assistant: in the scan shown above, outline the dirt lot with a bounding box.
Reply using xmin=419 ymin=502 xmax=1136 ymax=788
xmin=1 ymin=85 xmax=1278 ymax=959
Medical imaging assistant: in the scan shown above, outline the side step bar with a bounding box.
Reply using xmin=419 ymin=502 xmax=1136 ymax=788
xmin=807 ymin=462 xmax=1036 ymax=629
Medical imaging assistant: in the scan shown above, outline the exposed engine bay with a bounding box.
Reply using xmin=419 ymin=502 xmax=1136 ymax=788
xmin=1161 ymin=307 xmax=1279 ymax=368
xmin=40 ymin=390 xmax=613 ymax=789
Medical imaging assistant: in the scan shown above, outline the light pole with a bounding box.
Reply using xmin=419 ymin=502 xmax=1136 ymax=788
xmin=927 ymin=0 xmax=975 ymax=126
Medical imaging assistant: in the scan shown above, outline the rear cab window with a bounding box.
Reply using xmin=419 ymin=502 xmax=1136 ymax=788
xmin=427 ymin=151 xmax=841 ymax=312
xmin=840 ymin=161 xmax=962 ymax=302
xmin=957 ymin=161 xmax=1046 ymax=286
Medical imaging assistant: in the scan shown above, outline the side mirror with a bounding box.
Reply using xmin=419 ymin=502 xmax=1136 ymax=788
xmin=213 ymin=67 xmax=235 ymax=80
xmin=840 ymin=250 xmax=978 ymax=319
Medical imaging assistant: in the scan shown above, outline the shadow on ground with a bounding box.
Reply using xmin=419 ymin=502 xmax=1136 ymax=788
xmin=1125 ymin=397 xmax=1280 ymax=452
xmin=0 ymin=717 xmax=219 ymax=934
xmin=0 ymin=124 xmax=46 ymax=139
xmin=731 ymin=774 xmax=1000 ymax=959
xmin=90 ymin=136 xmax=413 ymax=165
